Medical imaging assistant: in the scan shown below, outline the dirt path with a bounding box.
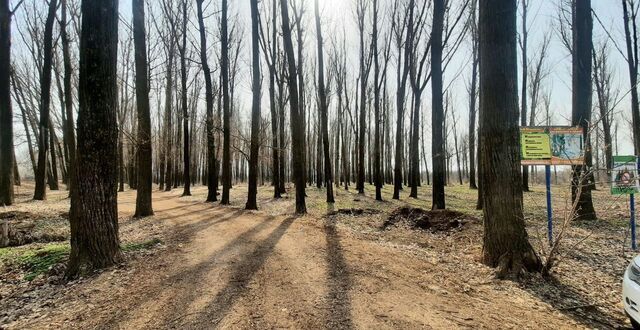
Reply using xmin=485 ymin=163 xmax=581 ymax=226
xmin=15 ymin=187 xmax=608 ymax=329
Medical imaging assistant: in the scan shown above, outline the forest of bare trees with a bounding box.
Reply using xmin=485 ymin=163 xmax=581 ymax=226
xmin=1 ymin=0 xmax=640 ymax=280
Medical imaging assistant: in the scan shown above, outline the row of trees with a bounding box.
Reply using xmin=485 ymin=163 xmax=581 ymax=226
xmin=0 ymin=0 xmax=639 ymax=276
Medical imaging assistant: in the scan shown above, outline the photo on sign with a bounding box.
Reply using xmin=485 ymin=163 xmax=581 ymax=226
xmin=612 ymin=156 xmax=640 ymax=195
xmin=550 ymin=129 xmax=584 ymax=165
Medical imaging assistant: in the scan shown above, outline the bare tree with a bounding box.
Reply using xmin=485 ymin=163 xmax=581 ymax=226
xmin=60 ymin=0 xmax=76 ymax=194
xmin=281 ymin=0 xmax=306 ymax=214
xmin=479 ymin=0 xmax=541 ymax=277
xmin=246 ymin=0 xmax=262 ymax=210
xmin=623 ymin=0 xmax=640 ymax=155
xmin=33 ymin=0 xmax=58 ymax=200
xmin=0 ymin=0 xmax=13 ymax=206
xmin=314 ymin=0 xmax=334 ymax=203
xmin=196 ymin=0 xmax=218 ymax=202
xmin=468 ymin=0 xmax=478 ymax=190
xmin=571 ymin=0 xmax=596 ymax=220
xmin=431 ymin=0 xmax=445 ymax=206
xmin=67 ymin=0 xmax=121 ymax=278
xmin=592 ymin=41 xmax=617 ymax=173
xmin=221 ymin=0 xmax=232 ymax=205
xmin=133 ymin=0 xmax=153 ymax=217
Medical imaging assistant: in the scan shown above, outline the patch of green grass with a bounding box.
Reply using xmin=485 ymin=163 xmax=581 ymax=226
xmin=17 ymin=244 xmax=70 ymax=281
xmin=122 ymin=238 xmax=162 ymax=252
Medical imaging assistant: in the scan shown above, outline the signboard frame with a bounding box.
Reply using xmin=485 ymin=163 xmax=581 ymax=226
xmin=520 ymin=126 xmax=585 ymax=166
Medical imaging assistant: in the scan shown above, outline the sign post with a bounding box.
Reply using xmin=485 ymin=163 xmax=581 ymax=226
xmin=521 ymin=126 xmax=585 ymax=246
xmin=545 ymin=165 xmax=553 ymax=246
xmin=612 ymin=155 xmax=640 ymax=250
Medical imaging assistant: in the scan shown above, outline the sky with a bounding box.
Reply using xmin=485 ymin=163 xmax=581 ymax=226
xmin=8 ymin=0 xmax=638 ymax=177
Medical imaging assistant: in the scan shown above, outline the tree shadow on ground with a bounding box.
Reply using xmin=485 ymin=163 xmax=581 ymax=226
xmin=523 ymin=275 xmax=624 ymax=329
xmin=185 ymin=216 xmax=296 ymax=328
xmin=323 ymin=217 xmax=354 ymax=329
xmin=103 ymin=208 xmax=259 ymax=327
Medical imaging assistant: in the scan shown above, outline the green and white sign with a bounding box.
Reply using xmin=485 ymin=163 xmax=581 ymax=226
xmin=612 ymin=156 xmax=640 ymax=195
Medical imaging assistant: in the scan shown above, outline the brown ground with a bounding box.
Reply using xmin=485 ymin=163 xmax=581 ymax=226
xmin=0 ymin=182 xmax=635 ymax=329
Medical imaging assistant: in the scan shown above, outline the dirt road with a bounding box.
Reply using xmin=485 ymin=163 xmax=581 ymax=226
xmin=14 ymin=186 xmax=619 ymax=329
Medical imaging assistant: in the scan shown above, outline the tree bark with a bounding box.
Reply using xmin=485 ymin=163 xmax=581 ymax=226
xmin=0 ymin=0 xmax=13 ymax=206
xmin=571 ymin=0 xmax=596 ymax=220
xmin=67 ymin=0 xmax=122 ymax=278
xmin=280 ymin=0 xmax=306 ymax=214
xmin=520 ymin=0 xmax=530 ymax=192
xmin=221 ymin=0 xmax=232 ymax=205
xmin=623 ymin=0 xmax=640 ymax=157
xmin=61 ymin=0 xmax=76 ymax=195
xmin=468 ymin=1 xmax=479 ymax=190
xmin=246 ymin=0 xmax=262 ymax=210
xmin=315 ymin=0 xmax=334 ymax=203
xmin=179 ymin=0 xmax=191 ymax=197
xmin=196 ymin=0 xmax=217 ymax=202
xmin=431 ymin=0 xmax=445 ymax=208
xmin=33 ymin=0 xmax=58 ymax=201
xmin=479 ymin=0 xmax=541 ymax=277
xmin=133 ymin=0 xmax=153 ymax=217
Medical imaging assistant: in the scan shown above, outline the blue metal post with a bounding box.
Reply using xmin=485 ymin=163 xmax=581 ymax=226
xmin=545 ymin=165 xmax=553 ymax=246
xmin=632 ymin=194 xmax=637 ymax=251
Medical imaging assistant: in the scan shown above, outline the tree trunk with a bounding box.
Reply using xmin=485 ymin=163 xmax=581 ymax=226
xmin=48 ymin=119 xmax=59 ymax=190
xmin=315 ymin=0 xmax=334 ymax=203
xmin=246 ymin=0 xmax=261 ymax=210
xmin=221 ymin=0 xmax=232 ymax=205
xmin=33 ymin=0 xmax=58 ymax=201
xmin=67 ymin=0 xmax=122 ymax=278
xmin=61 ymin=0 xmax=76 ymax=195
xmin=179 ymin=1 xmax=191 ymax=197
xmin=0 ymin=0 xmax=12 ymax=205
xmin=431 ymin=0 xmax=445 ymax=208
xmin=196 ymin=0 xmax=217 ymax=202
xmin=571 ymin=0 xmax=596 ymax=220
xmin=469 ymin=0 xmax=479 ymax=190
xmin=479 ymin=0 xmax=540 ymax=277
xmin=133 ymin=0 xmax=153 ymax=217
xmin=623 ymin=0 xmax=640 ymax=156
xmin=520 ymin=0 xmax=530 ymax=192
xmin=280 ymin=0 xmax=306 ymax=214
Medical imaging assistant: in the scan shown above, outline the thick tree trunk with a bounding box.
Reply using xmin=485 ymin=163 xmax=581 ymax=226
xmin=133 ymin=0 xmax=153 ymax=217
xmin=280 ymin=0 xmax=306 ymax=214
xmin=246 ymin=0 xmax=261 ymax=210
xmin=571 ymin=0 xmax=596 ymax=220
xmin=67 ymin=0 xmax=122 ymax=278
xmin=0 ymin=0 xmax=13 ymax=205
xmin=33 ymin=0 xmax=58 ymax=201
xmin=479 ymin=0 xmax=540 ymax=277
xmin=315 ymin=0 xmax=334 ymax=203
xmin=431 ymin=0 xmax=445 ymax=208
xmin=520 ymin=0 xmax=530 ymax=192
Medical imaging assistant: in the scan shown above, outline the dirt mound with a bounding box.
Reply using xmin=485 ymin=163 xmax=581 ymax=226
xmin=0 ymin=211 xmax=69 ymax=247
xmin=383 ymin=207 xmax=476 ymax=233
xmin=327 ymin=208 xmax=381 ymax=216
